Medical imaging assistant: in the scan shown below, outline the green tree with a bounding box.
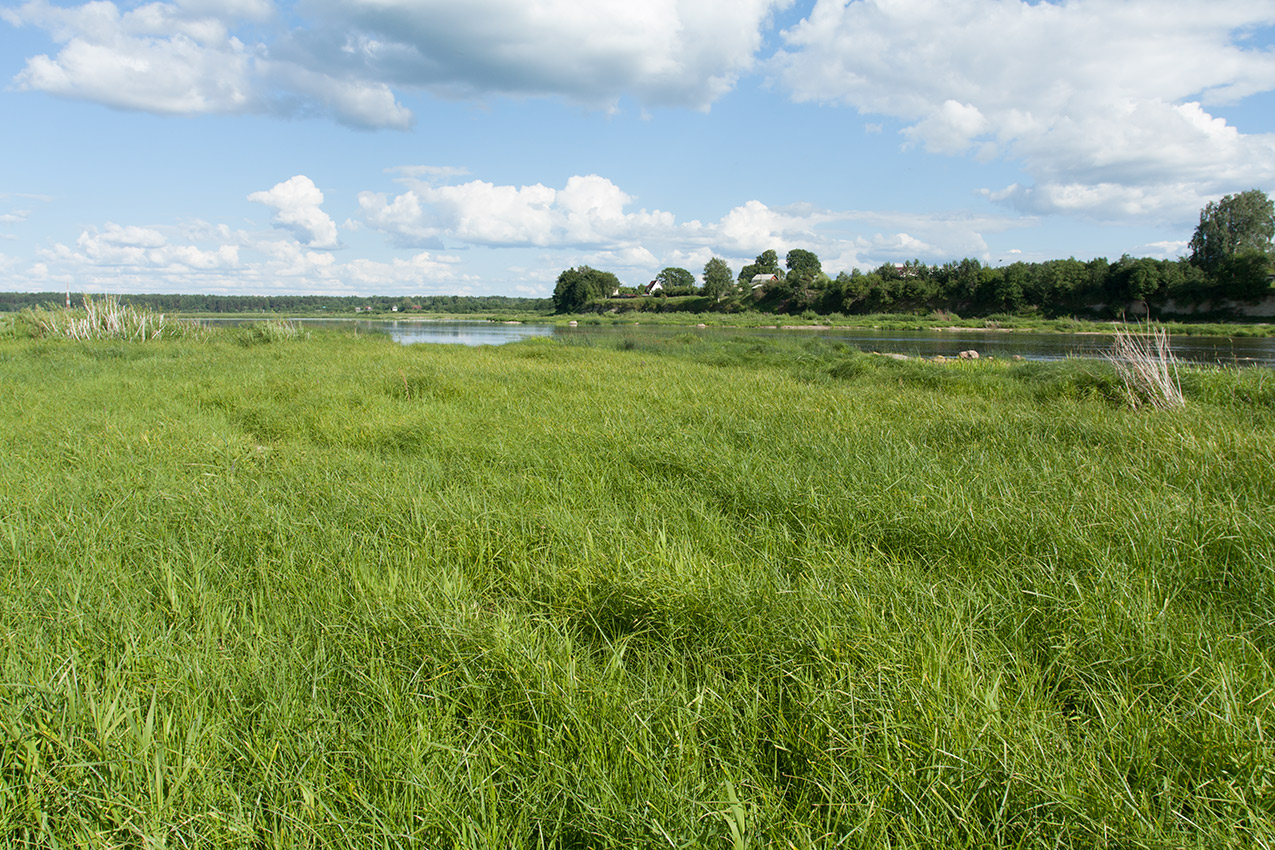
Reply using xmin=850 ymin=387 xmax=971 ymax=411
xmin=783 ymin=249 xmax=828 ymax=305
xmin=552 ymin=266 xmax=620 ymax=313
xmin=1215 ymin=253 xmax=1274 ymax=302
xmin=1189 ymin=189 xmax=1274 ymax=278
xmin=702 ymin=257 xmax=734 ymax=300
xmin=737 ymin=249 xmax=782 ymax=284
xmin=995 ymin=262 xmax=1029 ymax=311
xmin=784 ymin=249 xmax=822 ymax=277
xmin=655 ymin=266 xmax=696 ymax=294
xmin=944 ymin=257 xmax=984 ymax=303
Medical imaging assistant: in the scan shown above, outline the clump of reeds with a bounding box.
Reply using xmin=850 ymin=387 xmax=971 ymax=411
xmin=239 ymin=319 xmax=305 ymax=344
xmin=22 ymin=294 xmax=206 ymax=341
xmin=1106 ymin=323 xmax=1183 ymax=409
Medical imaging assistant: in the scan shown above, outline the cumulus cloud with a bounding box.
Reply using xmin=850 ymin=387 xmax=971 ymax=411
xmin=342 ymin=252 xmax=467 ymax=288
xmin=68 ymin=222 xmax=239 ymax=269
xmin=21 ymin=221 xmax=243 ymax=292
xmin=4 ymin=0 xmax=411 ymax=128
xmin=6 ymin=0 xmax=259 ymax=115
xmin=772 ymin=0 xmax=1275 ymax=220
xmin=248 ymin=175 xmax=339 ymax=248
xmin=717 ymin=200 xmax=835 ymax=251
xmin=358 ymin=173 xmax=678 ymax=249
xmin=20 ymin=217 xmax=469 ymax=295
xmin=292 ymin=0 xmax=789 ymax=109
xmin=6 ymin=0 xmax=787 ymax=126
xmin=903 ymin=100 xmax=990 ymax=155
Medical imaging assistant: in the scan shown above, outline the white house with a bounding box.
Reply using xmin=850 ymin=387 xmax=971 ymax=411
xmin=750 ymin=273 xmax=779 ymax=294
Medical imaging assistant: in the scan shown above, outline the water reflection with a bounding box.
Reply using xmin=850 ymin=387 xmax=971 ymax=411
xmin=380 ymin=320 xmax=555 ymax=346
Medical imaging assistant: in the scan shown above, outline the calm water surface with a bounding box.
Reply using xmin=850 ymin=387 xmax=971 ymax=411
xmin=211 ymin=318 xmax=1275 ymax=366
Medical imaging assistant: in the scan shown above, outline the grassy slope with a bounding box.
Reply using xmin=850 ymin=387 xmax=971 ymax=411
xmin=0 ymin=330 xmax=1272 ymax=847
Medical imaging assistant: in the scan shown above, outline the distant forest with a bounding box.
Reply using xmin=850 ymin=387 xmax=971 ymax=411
xmin=0 ymin=292 xmax=553 ymax=315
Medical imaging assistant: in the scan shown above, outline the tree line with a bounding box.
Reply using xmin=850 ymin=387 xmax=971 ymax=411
xmin=0 ymin=292 xmax=553 ymax=315
xmin=554 ymin=190 xmax=1275 ymax=317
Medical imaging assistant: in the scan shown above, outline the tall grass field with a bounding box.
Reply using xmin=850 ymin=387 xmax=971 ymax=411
xmin=0 ymin=321 xmax=1272 ymax=847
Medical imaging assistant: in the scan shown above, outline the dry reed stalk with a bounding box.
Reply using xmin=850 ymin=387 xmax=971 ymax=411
xmin=33 ymin=294 xmax=175 ymax=340
xmin=1107 ymin=323 xmax=1184 ymax=410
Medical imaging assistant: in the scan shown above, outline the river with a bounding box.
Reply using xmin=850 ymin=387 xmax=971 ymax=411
xmin=205 ymin=318 xmax=1275 ymax=366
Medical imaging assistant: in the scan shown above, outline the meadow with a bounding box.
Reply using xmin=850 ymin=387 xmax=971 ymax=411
xmin=0 ymin=319 xmax=1272 ymax=847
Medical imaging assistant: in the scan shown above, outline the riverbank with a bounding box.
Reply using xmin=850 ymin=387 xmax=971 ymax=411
xmin=1 ymin=329 xmax=1272 ymax=847
xmin=544 ymin=308 xmax=1275 ymax=337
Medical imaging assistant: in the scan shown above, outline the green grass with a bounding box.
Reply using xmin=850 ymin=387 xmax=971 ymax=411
xmin=0 ymin=328 xmax=1272 ymax=847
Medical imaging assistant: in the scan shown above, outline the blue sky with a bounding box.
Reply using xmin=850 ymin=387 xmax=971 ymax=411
xmin=2 ymin=0 xmax=1274 ymax=297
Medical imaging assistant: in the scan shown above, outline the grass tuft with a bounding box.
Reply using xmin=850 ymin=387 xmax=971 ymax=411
xmin=1107 ymin=323 xmax=1184 ymax=409
xmin=236 ymin=318 xmax=307 ymax=345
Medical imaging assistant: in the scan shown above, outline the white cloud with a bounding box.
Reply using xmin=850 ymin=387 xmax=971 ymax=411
xmin=263 ymin=59 xmax=411 ymax=129
xmin=6 ymin=0 xmax=787 ymax=127
xmin=581 ymin=246 xmax=661 ymax=272
xmin=1138 ymin=239 xmax=1190 ymax=259
xmin=248 ymin=175 xmax=339 ymax=248
xmin=342 ymin=252 xmax=467 ymax=288
xmin=7 ymin=0 xmax=258 ymax=115
xmin=67 ymin=223 xmax=240 ymax=270
xmin=358 ymin=173 xmax=677 ymax=249
xmin=18 ymin=219 xmax=470 ymax=296
xmin=866 ymin=231 xmax=938 ymax=259
xmin=4 ymin=0 xmax=411 ymax=128
xmin=903 ymin=100 xmax=989 ymax=155
xmin=772 ymin=0 xmax=1275 ymax=220
xmin=252 ymin=239 xmax=337 ymax=277
xmin=718 ymin=200 xmax=831 ymax=251
xmin=297 ymin=0 xmax=790 ymax=109
xmin=172 ymin=0 xmax=273 ymax=22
